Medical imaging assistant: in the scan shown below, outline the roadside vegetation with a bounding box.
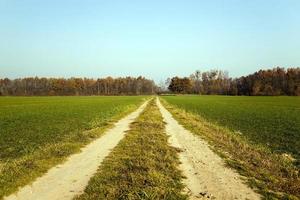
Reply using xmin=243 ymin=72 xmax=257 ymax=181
xmin=160 ymin=97 xmax=300 ymax=199
xmin=75 ymin=100 xmax=187 ymax=200
xmin=0 ymin=96 xmax=145 ymax=199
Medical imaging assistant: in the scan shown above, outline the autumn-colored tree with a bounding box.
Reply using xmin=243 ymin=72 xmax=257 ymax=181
xmin=168 ymin=77 xmax=192 ymax=93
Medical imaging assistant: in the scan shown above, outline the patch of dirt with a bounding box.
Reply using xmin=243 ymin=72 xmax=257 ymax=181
xmin=157 ymin=98 xmax=260 ymax=200
xmin=4 ymin=101 xmax=148 ymax=200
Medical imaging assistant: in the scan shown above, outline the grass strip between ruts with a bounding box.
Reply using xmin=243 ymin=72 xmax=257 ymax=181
xmin=75 ymin=99 xmax=187 ymax=200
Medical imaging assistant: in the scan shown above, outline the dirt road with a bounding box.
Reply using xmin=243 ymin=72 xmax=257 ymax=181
xmin=157 ymin=98 xmax=260 ymax=200
xmin=4 ymin=101 xmax=148 ymax=200
xmin=5 ymin=98 xmax=261 ymax=200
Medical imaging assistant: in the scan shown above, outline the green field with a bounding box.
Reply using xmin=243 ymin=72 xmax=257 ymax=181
xmin=0 ymin=96 xmax=145 ymax=198
xmin=161 ymin=95 xmax=300 ymax=163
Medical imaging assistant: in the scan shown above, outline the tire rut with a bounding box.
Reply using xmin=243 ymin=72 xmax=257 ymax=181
xmin=157 ymin=98 xmax=260 ymax=200
xmin=4 ymin=101 xmax=149 ymax=200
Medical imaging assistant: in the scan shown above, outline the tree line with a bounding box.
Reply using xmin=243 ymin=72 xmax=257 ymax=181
xmin=0 ymin=76 xmax=156 ymax=96
xmin=1 ymin=67 xmax=299 ymax=96
xmin=167 ymin=67 xmax=300 ymax=96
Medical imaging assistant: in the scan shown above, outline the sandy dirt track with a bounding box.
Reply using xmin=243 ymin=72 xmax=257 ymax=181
xmin=157 ymin=98 xmax=260 ymax=200
xmin=4 ymin=101 xmax=148 ymax=200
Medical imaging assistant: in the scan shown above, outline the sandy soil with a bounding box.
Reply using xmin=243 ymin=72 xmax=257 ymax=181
xmin=157 ymin=98 xmax=260 ymax=200
xmin=4 ymin=101 xmax=148 ymax=200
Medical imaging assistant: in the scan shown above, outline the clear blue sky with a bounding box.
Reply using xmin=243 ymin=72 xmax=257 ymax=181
xmin=0 ymin=0 xmax=299 ymax=82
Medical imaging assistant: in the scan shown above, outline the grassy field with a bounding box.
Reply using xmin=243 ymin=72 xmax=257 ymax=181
xmin=0 ymin=96 xmax=146 ymax=198
xmin=161 ymin=95 xmax=300 ymax=163
xmin=75 ymin=99 xmax=186 ymax=200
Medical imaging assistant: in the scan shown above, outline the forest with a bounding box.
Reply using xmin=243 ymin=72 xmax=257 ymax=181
xmin=1 ymin=67 xmax=300 ymax=96
xmin=167 ymin=67 xmax=300 ymax=96
xmin=0 ymin=76 xmax=156 ymax=96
